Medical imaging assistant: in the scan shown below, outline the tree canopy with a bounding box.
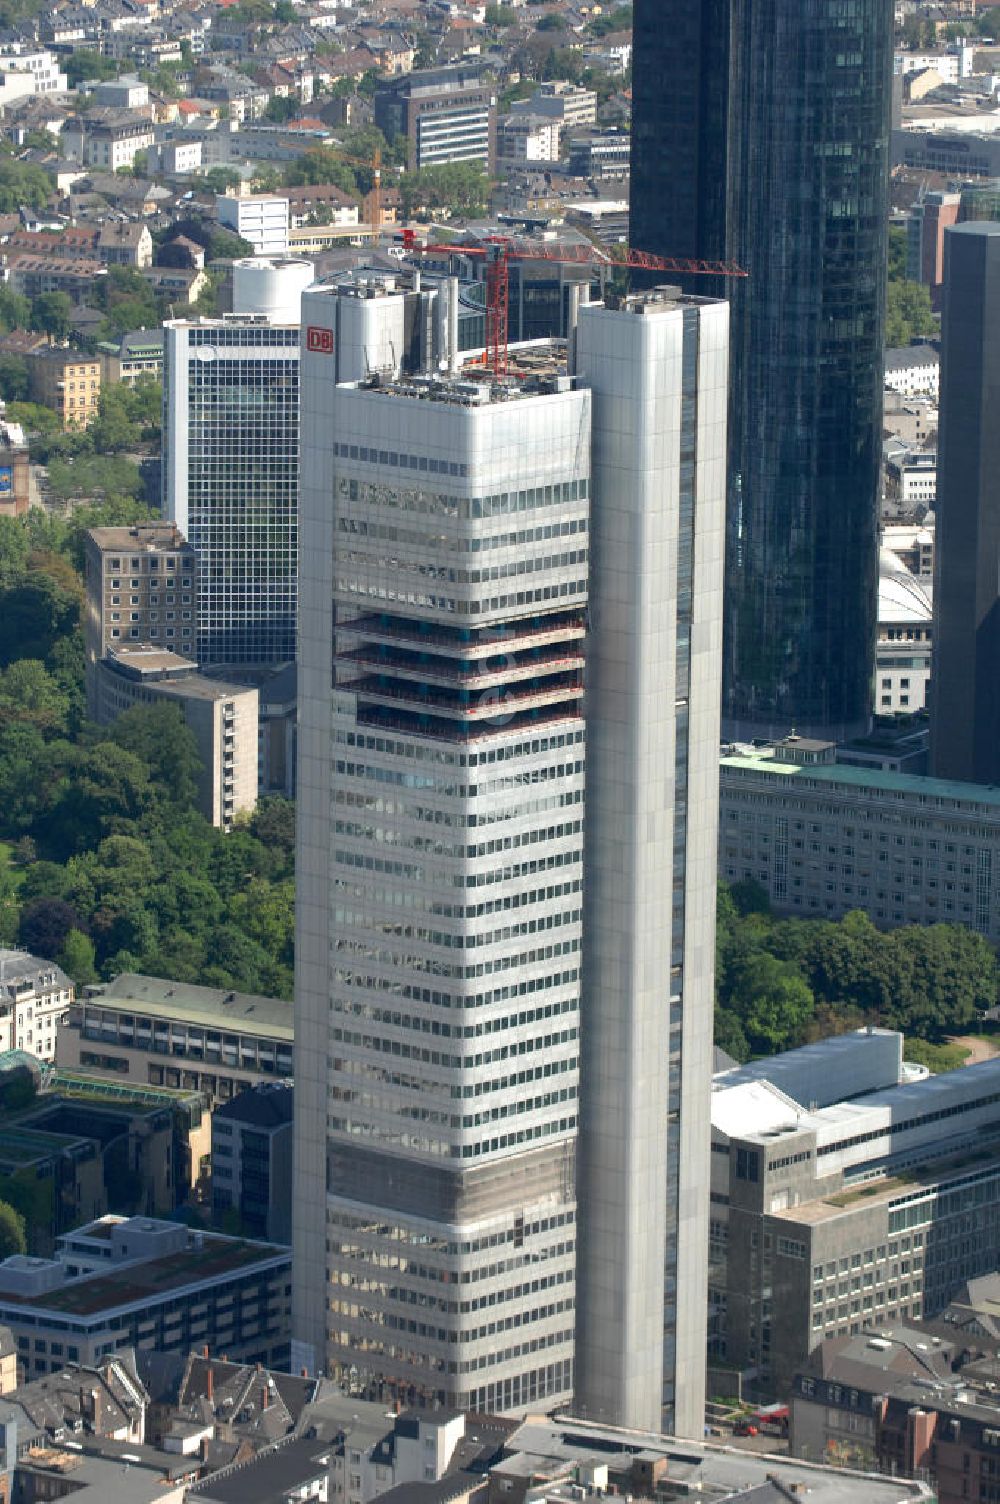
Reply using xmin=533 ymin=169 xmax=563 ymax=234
xmin=715 ymin=882 xmax=997 ymax=1061
xmin=0 ymin=507 xmax=295 ymax=998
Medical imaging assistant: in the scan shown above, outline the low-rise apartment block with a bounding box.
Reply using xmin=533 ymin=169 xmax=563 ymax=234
xmin=62 ymin=112 xmax=156 ymax=172
xmin=0 ymin=952 xmax=71 ymax=1064
xmin=93 ymin=649 xmax=258 ymax=830
xmin=711 ymin=1031 xmax=1000 ymax=1393
xmin=26 ymin=348 xmax=100 ymax=427
xmin=0 ymin=1214 xmax=290 ymax=1379
xmin=719 ymin=735 xmax=1000 ymax=942
xmin=59 ymin=974 xmax=293 ymax=1107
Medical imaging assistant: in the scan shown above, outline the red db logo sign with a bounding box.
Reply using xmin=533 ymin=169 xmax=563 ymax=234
xmin=307 ymin=326 xmax=334 ymax=354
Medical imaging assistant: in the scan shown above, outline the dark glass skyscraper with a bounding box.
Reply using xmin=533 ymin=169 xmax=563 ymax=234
xmin=632 ymin=0 xmax=891 ymax=740
xmin=931 ymin=222 xmax=1000 ymax=784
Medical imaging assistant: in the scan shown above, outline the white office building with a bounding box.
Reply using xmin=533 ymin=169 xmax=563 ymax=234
xmin=294 ymin=284 xmax=728 ymax=1436
xmin=216 ymin=194 xmax=289 ymax=256
xmin=162 ymin=257 xmax=312 ymax=668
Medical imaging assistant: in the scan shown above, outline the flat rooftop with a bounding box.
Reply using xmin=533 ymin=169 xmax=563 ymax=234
xmin=773 ymin=1140 xmax=1000 ymax=1227
xmin=0 ymin=1232 xmax=287 ymax=1319
xmin=720 ymin=744 xmax=1000 ymax=810
xmin=85 ymin=973 xmax=292 ymax=1040
xmin=505 ymin=1417 xmax=931 ymax=1502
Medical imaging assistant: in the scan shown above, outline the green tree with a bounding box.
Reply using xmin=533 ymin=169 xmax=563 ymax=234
xmin=0 ymin=355 xmax=28 ymax=404
xmin=18 ymin=896 xmax=82 ymax=957
xmin=29 ymin=292 xmax=72 ymax=341
xmin=65 ymin=50 xmax=118 ymax=87
xmin=0 ymin=286 xmax=28 ymax=334
xmin=0 ymin=1201 xmax=26 ymax=1258
xmin=266 ymin=93 xmax=300 ymax=123
xmin=743 ymin=963 xmax=815 ymax=1054
xmin=283 ymin=148 xmax=361 ymax=195
xmin=888 ymin=224 xmax=908 ymax=284
xmin=58 ymin=927 xmax=98 ymax=987
xmin=101 ymin=702 xmax=201 ymax=809
xmin=0 ymin=155 xmax=55 ymax=214
xmin=0 ymin=515 xmax=30 ymax=590
xmin=886 ymin=280 xmax=937 ymax=348
xmin=0 ymin=659 xmax=69 ymax=734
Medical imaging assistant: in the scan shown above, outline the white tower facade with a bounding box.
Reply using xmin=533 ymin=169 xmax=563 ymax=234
xmin=294 ymin=281 xmax=728 ymax=1433
xmin=294 ymin=282 xmax=589 ymax=1410
xmin=573 ymin=290 xmax=728 ymax=1436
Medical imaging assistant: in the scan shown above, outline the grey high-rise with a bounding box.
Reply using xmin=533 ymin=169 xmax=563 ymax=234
xmin=293 ymin=283 xmax=728 ymax=1435
xmin=931 ymin=222 xmax=1000 ymax=784
xmin=631 ymin=0 xmax=892 ymax=741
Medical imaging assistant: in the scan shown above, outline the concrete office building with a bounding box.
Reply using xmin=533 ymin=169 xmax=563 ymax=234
xmin=573 ymin=290 xmax=728 ymax=1436
xmin=719 ymin=736 xmax=1000 ymax=942
xmin=294 ymin=281 xmax=727 ymax=1436
xmin=84 ymin=523 xmax=198 ymax=712
xmin=876 ymin=547 xmax=932 ymax=715
xmin=295 ymin=317 xmax=589 ymax=1418
xmin=0 ymin=1215 xmax=291 ymax=1378
xmin=711 ymin=1036 xmax=1000 ymax=1392
xmin=211 ymin=1083 xmax=293 ymax=1243
xmin=631 ymin=0 xmax=891 ymax=741
xmin=163 ymin=257 xmax=312 ymax=668
xmin=59 ymin=974 xmax=293 ymax=1107
xmin=374 ymin=65 xmax=496 ymax=171
xmin=932 ymin=222 xmax=1000 ymax=785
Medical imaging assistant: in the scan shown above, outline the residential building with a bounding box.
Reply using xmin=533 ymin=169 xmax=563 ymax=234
xmin=0 ymin=1215 xmax=290 ymax=1378
xmin=187 ymin=1436 xmax=331 ymax=1504
xmin=8 ymin=256 xmax=106 ymax=305
xmin=932 ymin=222 xmax=1000 ymax=785
xmin=96 ymin=329 xmax=164 ymax=389
xmin=211 ymin=1083 xmax=293 ymax=1243
xmin=25 ymin=348 xmax=99 ymax=428
xmin=293 ymin=280 xmax=726 ymax=1435
xmin=91 ymin=649 xmax=258 ymax=830
xmin=59 ymin=973 xmax=293 ymax=1107
xmin=877 ymin=548 xmax=932 ymax=715
xmin=95 ymin=221 xmax=153 ymax=269
xmin=719 ymin=735 xmax=1000 ymax=940
xmin=374 ymin=64 xmax=496 ymax=170
xmin=83 ymin=522 xmax=197 ymax=712
xmin=791 ymin=1324 xmax=1000 ymax=1503
xmin=0 ymin=951 xmax=71 ymax=1065
xmin=62 ymin=112 xmax=156 ymax=172
xmin=216 ymin=194 xmax=289 ymax=257
xmin=0 ymin=413 xmax=28 ymax=518
xmin=163 ymin=258 xmax=312 ymax=668
xmin=884 ymin=345 xmax=940 ymax=399
xmin=141 ymin=265 xmax=208 ymax=305
xmin=510 ymin=82 xmax=598 ymax=129
xmin=712 ymin=1036 xmax=1000 ymax=1392
xmin=631 ymin=0 xmax=891 ymax=741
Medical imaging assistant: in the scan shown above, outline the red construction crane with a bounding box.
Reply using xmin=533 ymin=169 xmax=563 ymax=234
xmin=399 ymin=228 xmax=747 ymax=378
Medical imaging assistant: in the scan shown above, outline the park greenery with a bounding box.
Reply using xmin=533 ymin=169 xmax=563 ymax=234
xmin=716 ymin=880 xmax=997 ymax=1063
xmin=0 ymin=507 xmax=295 ymax=1000
xmin=887 ymin=224 xmax=937 ymax=347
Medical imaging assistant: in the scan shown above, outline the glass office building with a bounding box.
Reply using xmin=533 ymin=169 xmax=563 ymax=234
xmin=632 ymin=0 xmax=892 ymax=740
